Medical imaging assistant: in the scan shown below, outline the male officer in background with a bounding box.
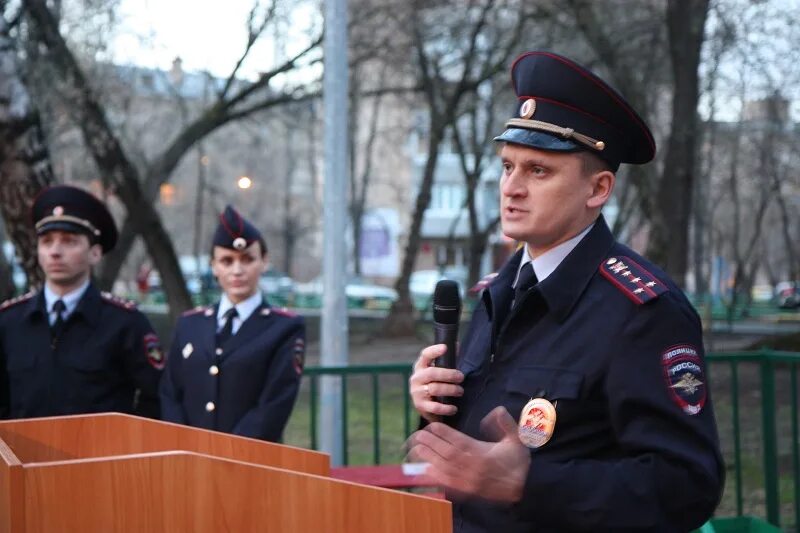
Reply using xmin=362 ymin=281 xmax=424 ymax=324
xmin=160 ymin=206 xmax=304 ymax=442
xmin=408 ymin=51 xmax=724 ymax=532
xmin=0 ymin=185 xmax=163 ymax=419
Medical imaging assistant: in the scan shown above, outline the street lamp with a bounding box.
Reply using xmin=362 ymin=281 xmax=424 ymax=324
xmin=237 ymin=176 xmax=252 ymax=190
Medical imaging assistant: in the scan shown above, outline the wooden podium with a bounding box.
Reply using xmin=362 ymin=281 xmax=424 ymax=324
xmin=0 ymin=413 xmax=450 ymax=532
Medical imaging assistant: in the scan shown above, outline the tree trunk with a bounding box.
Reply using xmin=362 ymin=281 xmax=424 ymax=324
xmin=0 ymin=13 xmax=52 ymax=290
xmin=24 ymin=0 xmax=192 ymax=319
xmin=645 ymin=0 xmax=709 ymax=286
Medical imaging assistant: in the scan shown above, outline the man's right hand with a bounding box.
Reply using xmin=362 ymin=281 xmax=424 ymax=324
xmin=409 ymin=344 xmax=465 ymax=422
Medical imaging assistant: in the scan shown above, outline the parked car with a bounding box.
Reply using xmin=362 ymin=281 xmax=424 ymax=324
xmin=410 ymin=266 xmax=469 ymax=310
xmin=295 ymin=275 xmax=397 ymax=310
xmin=259 ymin=269 xmax=297 ymax=305
xmin=775 ymin=281 xmax=800 ymax=309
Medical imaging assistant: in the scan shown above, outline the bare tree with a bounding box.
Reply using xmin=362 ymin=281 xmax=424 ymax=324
xmin=645 ymin=0 xmax=710 ymax=286
xmin=21 ymin=0 xmax=322 ymax=318
xmin=383 ymin=0 xmax=532 ymax=335
xmin=450 ymin=78 xmax=504 ymax=287
xmin=0 ymin=5 xmax=53 ymax=297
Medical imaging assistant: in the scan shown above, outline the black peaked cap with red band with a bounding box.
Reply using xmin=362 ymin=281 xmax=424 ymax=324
xmin=494 ymin=51 xmax=656 ymax=171
xmin=32 ymin=185 xmax=118 ymax=253
xmin=212 ymin=205 xmax=265 ymax=252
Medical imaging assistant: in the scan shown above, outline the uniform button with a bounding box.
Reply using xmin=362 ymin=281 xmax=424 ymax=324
xmin=205 ymin=401 xmax=215 ymax=412
xmin=215 ymin=348 xmax=223 ymax=356
xmin=209 ymin=365 xmax=219 ymax=376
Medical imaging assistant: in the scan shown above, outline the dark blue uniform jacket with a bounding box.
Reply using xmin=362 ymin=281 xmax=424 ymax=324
xmin=159 ymin=301 xmax=304 ymax=442
xmin=0 ymin=284 xmax=162 ymax=419
xmin=451 ymin=217 xmax=724 ymax=532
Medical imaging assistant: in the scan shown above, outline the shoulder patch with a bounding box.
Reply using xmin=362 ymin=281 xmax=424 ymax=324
xmin=271 ymin=307 xmax=297 ymax=318
xmin=599 ymin=256 xmax=668 ymax=305
xmin=0 ymin=290 xmax=35 ymax=311
xmin=470 ymin=272 xmax=498 ymax=294
xmin=662 ymin=344 xmax=706 ymax=415
xmin=181 ymin=306 xmax=209 ymax=317
xmin=293 ymin=336 xmax=305 ymax=375
xmin=100 ymin=291 xmax=138 ymax=311
xmin=144 ymin=333 xmax=165 ymax=370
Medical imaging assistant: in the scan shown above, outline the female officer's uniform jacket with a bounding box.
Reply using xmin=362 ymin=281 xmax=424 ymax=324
xmin=160 ymin=300 xmax=304 ymax=442
xmin=451 ymin=216 xmax=724 ymax=532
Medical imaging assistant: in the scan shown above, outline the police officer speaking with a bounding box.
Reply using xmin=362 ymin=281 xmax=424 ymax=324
xmin=0 ymin=185 xmax=164 ymax=419
xmin=407 ymin=51 xmax=724 ymax=532
xmin=160 ymin=205 xmax=304 ymax=442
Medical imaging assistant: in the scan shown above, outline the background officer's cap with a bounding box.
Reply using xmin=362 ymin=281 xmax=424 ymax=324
xmin=32 ymin=185 xmax=118 ymax=253
xmin=494 ymin=51 xmax=656 ymax=171
xmin=212 ymin=205 xmax=267 ymax=254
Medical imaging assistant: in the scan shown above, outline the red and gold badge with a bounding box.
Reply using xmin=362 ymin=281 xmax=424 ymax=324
xmin=518 ymin=398 xmax=556 ymax=448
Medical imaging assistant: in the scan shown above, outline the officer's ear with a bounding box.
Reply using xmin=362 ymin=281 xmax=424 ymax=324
xmin=586 ymin=170 xmax=615 ymax=210
xmin=88 ymin=243 xmax=103 ymax=266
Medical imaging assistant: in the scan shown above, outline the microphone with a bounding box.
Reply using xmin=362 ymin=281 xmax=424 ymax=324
xmin=433 ymin=280 xmax=461 ymax=405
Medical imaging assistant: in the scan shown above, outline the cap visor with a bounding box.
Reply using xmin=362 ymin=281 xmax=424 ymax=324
xmin=36 ymin=221 xmax=93 ymax=237
xmin=493 ymin=128 xmax=581 ymax=152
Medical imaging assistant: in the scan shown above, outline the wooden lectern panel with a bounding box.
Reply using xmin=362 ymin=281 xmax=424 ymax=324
xmin=21 ymin=452 xmax=451 ymax=533
xmin=0 ymin=413 xmax=328 ymax=476
xmin=0 ymin=439 xmax=23 ymax=533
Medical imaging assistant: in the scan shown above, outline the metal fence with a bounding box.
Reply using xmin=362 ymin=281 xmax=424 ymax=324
xmin=288 ymin=350 xmax=800 ymax=529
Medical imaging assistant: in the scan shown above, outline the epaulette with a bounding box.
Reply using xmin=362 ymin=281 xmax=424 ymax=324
xmin=100 ymin=291 xmax=138 ymax=311
xmin=599 ymin=256 xmax=668 ymax=305
xmin=470 ymin=272 xmax=498 ymax=294
xmin=0 ymin=290 xmax=35 ymax=312
xmin=181 ymin=306 xmax=209 ymax=317
xmin=270 ymin=307 xmax=297 ymax=318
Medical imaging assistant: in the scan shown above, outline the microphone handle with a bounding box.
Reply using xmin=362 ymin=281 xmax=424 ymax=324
xmin=433 ymin=321 xmax=458 ymax=405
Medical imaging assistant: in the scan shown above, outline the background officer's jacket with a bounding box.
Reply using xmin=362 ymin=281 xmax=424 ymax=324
xmin=451 ymin=216 xmax=724 ymax=533
xmin=0 ymin=284 xmax=162 ymax=419
xmin=160 ymin=301 xmax=304 ymax=442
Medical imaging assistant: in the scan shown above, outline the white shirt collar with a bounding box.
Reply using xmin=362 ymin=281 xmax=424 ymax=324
xmin=218 ymin=291 xmax=263 ymax=329
xmin=44 ymin=279 xmax=90 ymax=319
xmin=514 ymin=222 xmax=595 ymax=286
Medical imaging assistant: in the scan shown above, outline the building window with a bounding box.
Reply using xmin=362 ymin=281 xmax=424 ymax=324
xmin=431 ymin=184 xmax=465 ymax=212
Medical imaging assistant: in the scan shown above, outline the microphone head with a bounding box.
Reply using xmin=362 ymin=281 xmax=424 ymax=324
xmin=433 ymin=279 xmax=461 ymax=324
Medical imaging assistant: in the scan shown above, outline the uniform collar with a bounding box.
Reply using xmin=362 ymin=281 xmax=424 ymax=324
xmin=44 ymin=279 xmax=90 ymax=319
xmin=71 ymin=283 xmax=103 ymax=326
xmin=513 ymin=222 xmax=594 ymax=287
xmin=218 ymin=291 xmax=263 ymax=324
xmin=535 ymin=215 xmax=615 ymax=323
xmin=25 ymin=281 xmax=102 ymax=326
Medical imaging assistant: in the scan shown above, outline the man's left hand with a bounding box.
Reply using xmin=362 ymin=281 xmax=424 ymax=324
xmin=407 ymin=406 xmax=530 ymax=503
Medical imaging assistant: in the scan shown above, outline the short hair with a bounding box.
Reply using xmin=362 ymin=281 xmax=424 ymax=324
xmin=578 ymin=150 xmax=613 ymax=177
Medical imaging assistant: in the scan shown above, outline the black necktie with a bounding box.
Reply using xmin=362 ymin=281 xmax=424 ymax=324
xmin=51 ymin=299 xmax=66 ymax=346
xmin=217 ymin=307 xmax=238 ymax=346
xmin=513 ymin=263 xmax=538 ymax=308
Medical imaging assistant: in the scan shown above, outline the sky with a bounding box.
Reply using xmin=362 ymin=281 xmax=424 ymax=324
xmin=109 ymin=0 xmax=316 ymax=80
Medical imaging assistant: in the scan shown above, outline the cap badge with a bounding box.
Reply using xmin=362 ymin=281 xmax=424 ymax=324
xmin=519 ymin=98 xmax=536 ymax=119
xmin=53 ymin=206 xmax=64 ymax=216
xmin=518 ymin=397 xmax=557 ymax=448
xmin=233 ymin=237 xmax=247 ymax=250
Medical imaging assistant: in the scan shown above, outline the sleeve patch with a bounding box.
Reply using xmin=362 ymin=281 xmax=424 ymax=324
xmin=144 ymin=333 xmax=165 ymax=370
xmin=662 ymin=344 xmax=706 ymax=416
xmin=293 ymin=337 xmax=305 ymax=375
xmin=599 ymin=256 xmax=668 ymax=305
